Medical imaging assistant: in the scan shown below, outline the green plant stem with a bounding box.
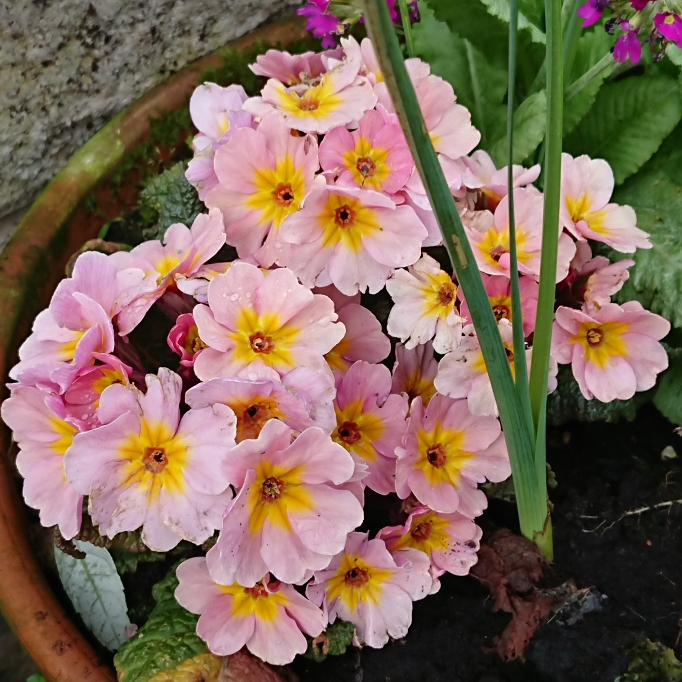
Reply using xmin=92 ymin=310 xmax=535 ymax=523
xmin=565 ymin=51 xmax=614 ymax=100
xmin=507 ymin=0 xmax=534 ymax=438
xmin=362 ymin=0 xmax=547 ymax=546
xmin=397 ymin=0 xmax=415 ymax=57
xmin=562 ymin=0 xmax=582 ymax=83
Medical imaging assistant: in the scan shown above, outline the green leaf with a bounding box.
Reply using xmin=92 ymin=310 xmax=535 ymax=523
xmin=147 ymin=653 xmax=222 ymax=682
xmin=519 ymin=0 xmax=544 ymax=27
xmin=305 ymin=620 xmax=356 ymax=662
xmin=479 ymin=0 xmax=546 ymax=43
xmin=114 ymin=567 xmax=207 ymax=682
xmin=489 ymin=90 xmax=547 ymax=166
xmin=563 ymin=29 xmax=614 ymax=136
xmin=54 ymin=540 xmax=131 ymax=651
xmin=26 ymin=676 xmax=47 ymax=682
xmin=139 ymin=163 xmax=204 ymax=240
xmin=610 ymin=170 xmax=682 ymax=329
xmin=654 ymin=349 xmax=682 ymax=424
xmin=547 ymin=367 xmax=650 ymax=426
xmin=616 ymin=640 xmax=682 ymax=682
xmin=412 ymin=4 xmax=507 ymax=148
xmin=564 ymin=76 xmax=682 ymax=184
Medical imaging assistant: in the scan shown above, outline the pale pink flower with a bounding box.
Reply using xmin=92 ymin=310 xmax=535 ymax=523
xmin=64 ymin=369 xmax=237 ymax=551
xmin=186 ymin=146 xmax=220 ymax=200
xmin=319 ymin=107 xmax=413 ymax=194
xmin=185 ymin=367 xmax=336 ymax=442
xmin=110 ymin=209 xmax=226 ymax=335
xmin=176 ymin=262 xmax=233 ymax=304
xmin=192 ymin=263 xmax=344 ymax=382
xmin=189 ymin=83 xmax=250 ymax=151
xmin=560 ymin=153 xmax=651 ymax=253
xmin=551 ymin=302 xmax=670 ymax=402
xmin=386 ymin=253 xmax=465 ymax=354
xmin=62 ymin=354 xmax=132 ymax=428
xmin=167 ymin=313 xmax=206 ymax=368
xmin=206 ymin=419 xmax=363 ymax=586
xmin=176 ymin=558 xmax=325 ymax=665
xmin=1 ymin=386 xmax=84 ymax=538
xmin=306 ymin=532 xmax=432 ymax=648
xmin=325 ymin=302 xmax=390 ymax=379
xmin=332 ymin=361 xmax=408 ymax=495
xmin=395 ymin=395 xmax=510 ymax=516
xmin=435 ymin=321 xmax=558 ymax=417
xmin=392 ymin=342 xmax=438 ymax=407
xmin=244 ymin=37 xmax=376 ymax=134
xmin=279 ymin=185 xmax=427 ymax=295
xmin=360 ymin=37 xmax=431 ymax=88
xmin=250 ymin=47 xmax=343 ymax=85
xmin=205 ymin=113 xmax=319 ymax=267
xmin=459 ymin=273 xmax=539 ymax=337
xmin=462 ymin=150 xmax=541 ymax=211
xmin=378 ymin=505 xmax=482 ymax=589
xmin=467 ymin=188 xmax=576 ymax=282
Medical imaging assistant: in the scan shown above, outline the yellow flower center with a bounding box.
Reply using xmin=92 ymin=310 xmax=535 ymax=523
xmin=333 ymin=399 xmax=384 ymax=464
xmin=318 ymin=194 xmax=382 ymax=254
xmin=342 ymin=136 xmax=391 ymax=190
xmin=573 ymin=321 xmax=629 ymax=368
xmin=416 ymin=426 xmax=473 ymax=488
xmin=326 ymin=554 xmax=392 ymax=611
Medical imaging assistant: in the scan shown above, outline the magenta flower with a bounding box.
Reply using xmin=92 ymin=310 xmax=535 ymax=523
xmin=167 ymin=313 xmax=205 ymax=368
xmin=204 ymin=112 xmax=319 ymax=267
xmin=631 ymin=0 xmax=653 ymax=8
xmin=176 ymin=559 xmax=325 ymax=665
xmin=192 ymin=263 xmax=345 ymax=382
xmin=1 ymin=386 xmax=84 ymax=538
xmin=279 ymin=185 xmax=427 ymax=295
xmin=64 ymin=368 xmax=237 ymax=551
xmin=306 ymin=532 xmax=432 ymax=648
xmin=332 ymin=361 xmax=408 ymax=495
xmin=392 ymin=341 xmax=438 ymax=407
xmin=655 ymin=12 xmax=682 ymax=48
xmin=614 ymin=23 xmax=642 ymax=63
xmin=206 ymin=419 xmax=363 ymax=586
xmin=577 ymin=0 xmax=608 ymax=28
xmin=560 ymin=153 xmax=651 ymax=252
xmin=185 ymin=367 xmax=336 ymax=442
xmin=297 ymin=0 xmax=341 ymax=49
xmin=552 ymin=302 xmax=670 ymax=402
xmin=319 ymin=107 xmax=414 ymax=194
xmin=395 ymin=395 xmax=510 ymax=516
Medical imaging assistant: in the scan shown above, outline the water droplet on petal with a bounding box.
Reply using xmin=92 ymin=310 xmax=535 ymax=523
xmin=230 ymin=293 xmax=239 ymax=302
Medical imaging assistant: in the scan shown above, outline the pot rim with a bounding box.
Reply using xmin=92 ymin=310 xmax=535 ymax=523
xmin=0 ymin=16 xmax=306 ymax=682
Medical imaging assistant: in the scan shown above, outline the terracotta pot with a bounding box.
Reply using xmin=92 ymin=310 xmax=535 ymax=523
xmin=0 ymin=17 xmax=307 ymax=682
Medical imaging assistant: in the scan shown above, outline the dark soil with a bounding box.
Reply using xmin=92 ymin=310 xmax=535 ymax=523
xmin=291 ymin=405 xmax=682 ymax=682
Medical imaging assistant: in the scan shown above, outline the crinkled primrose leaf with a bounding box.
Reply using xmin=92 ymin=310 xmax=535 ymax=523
xmin=54 ymin=540 xmax=131 ymax=651
xmin=114 ymin=568 xmax=208 ymax=682
xmin=305 ymin=620 xmax=356 ymax=662
xmin=147 ymin=653 xmax=222 ymax=682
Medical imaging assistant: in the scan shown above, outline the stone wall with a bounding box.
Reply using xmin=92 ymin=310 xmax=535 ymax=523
xmin=0 ymin=0 xmax=301 ymax=217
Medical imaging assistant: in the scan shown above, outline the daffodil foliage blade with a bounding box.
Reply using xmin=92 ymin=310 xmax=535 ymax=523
xmin=362 ymin=0 xmax=546 ymax=540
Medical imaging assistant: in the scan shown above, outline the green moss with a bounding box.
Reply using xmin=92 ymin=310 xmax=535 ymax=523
xmin=616 ymin=640 xmax=682 ymax=682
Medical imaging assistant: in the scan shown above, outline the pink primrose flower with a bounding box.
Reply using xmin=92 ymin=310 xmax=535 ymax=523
xmin=175 ymin=262 xmax=233 ymax=304
xmin=319 ymin=107 xmax=414 ymax=194
xmin=192 ymin=263 xmax=344 ymax=382
xmin=467 ymin=188 xmax=576 ymax=281
xmin=386 ymin=253 xmax=465 ymax=354
xmin=551 ymin=302 xmax=670 ymax=402
xmin=185 ymin=367 xmax=336 ymax=442
xmin=462 ymin=150 xmax=541 ymax=212
xmin=655 ymin=13 xmax=682 ymax=46
xmin=62 ymin=354 xmax=132 ymax=428
xmin=378 ymin=505 xmax=482 ymax=586
xmin=361 ymin=38 xmax=431 ymax=89
xmin=435 ymin=321 xmax=557 ymax=417
xmin=323 ymin=297 xmax=390 ymax=379
xmin=64 ymin=368 xmax=237 ymax=551
xmin=205 ymin=113 xmax=319 ymax=267
xmin=306 ymin=532 xmax=432 ymax=648
xmin=167 ymin=313 xmax=205 ymax=368
xmin=392 ymin=341 xmax=438 ymax=407
xmin=577 ymin=0 xmax=607 ymax=27
xmin=110 ymin=209 xmax=226 ymax=335
xmin=614 ymin=24 xmax=642 ymax=63
xmin=395 ymin=395 xmax=510 ymax=516
xmin=631 ymin=0 xmax=653 ymax=9
xmin=186 ymin=147 xmax=220 ymax=200
xmin=189 ymin=83 xmax=250 ymax=151
xmin=331 ymin=361 xmax=408 ymax=495
xmin=1 ymin=386 xmax=84 ymax=538
xmin=279 ymin=185 xmax=428 ymax=295
xmin=244 ymin=37 xmax=376 ymax=134
xmin=459 ymin=273 xmax=539 ymax=337
xmin=249 ymin=47 xmax=343 ymax=85
xmin=206 ymin=419 xmax=363 ymax=586
xmin=176 ymin=558 xmax=325 ymax=665
xmin=560 ymin=153 xmax=651 ymax=252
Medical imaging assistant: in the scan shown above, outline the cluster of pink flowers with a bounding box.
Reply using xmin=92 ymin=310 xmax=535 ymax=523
xmin=1 ymin=36 xmax=670 ymax=666
xmin=577 ymin=0 xmax=682 ymax=63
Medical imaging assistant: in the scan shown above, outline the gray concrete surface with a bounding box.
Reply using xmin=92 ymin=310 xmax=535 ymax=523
xmin=0 ymin=0 xmax=301 ymax=219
